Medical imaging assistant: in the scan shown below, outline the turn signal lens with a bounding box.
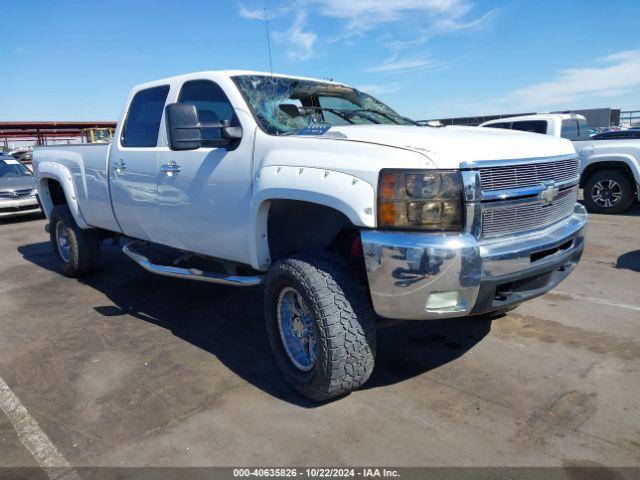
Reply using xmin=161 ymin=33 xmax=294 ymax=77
xmin=378 ymin=170 xmax=463 ymax=230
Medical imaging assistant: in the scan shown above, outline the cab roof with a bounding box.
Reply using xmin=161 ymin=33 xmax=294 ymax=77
xmin=133 ymin=70 xmax=347 ymax=91
xmin=481 ymin=113 xmax=586 ymax=125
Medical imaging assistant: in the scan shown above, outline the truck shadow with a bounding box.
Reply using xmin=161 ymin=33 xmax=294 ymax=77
xmin=18 ymin=241 xmax=491 ymax=408
xmin=0 ymin=212 xmax=44 ymax=225
xmin=577 ymin=199 xmax=640 ymax=217
xmin=616 ymin=250 xmax=640 ymax=272
xmin=619 ymin=202 xmax=640 ymax=217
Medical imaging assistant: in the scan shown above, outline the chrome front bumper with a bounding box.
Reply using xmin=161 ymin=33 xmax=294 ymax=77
xmin=361 ymin=204 xmax=587 ymax=320
xmin=0 ymin=196 xmax=41 ymax=218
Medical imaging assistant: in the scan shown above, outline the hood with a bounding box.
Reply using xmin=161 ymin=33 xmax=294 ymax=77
xmin=0 ymin=175 xmax=36 ymax=192
xmin=323 ymin=124 xmax=576 ymax=168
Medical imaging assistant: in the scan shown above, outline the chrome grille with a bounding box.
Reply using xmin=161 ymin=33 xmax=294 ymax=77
xmin=479 ymin=157 xmax=579 ymax=191
xmin=481 ymin=187 xmax=578 ymax=238
xmin=0 ymin=189 xmax=35 ymax=199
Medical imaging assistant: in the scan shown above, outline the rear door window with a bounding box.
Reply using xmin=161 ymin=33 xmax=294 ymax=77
xmin=511 ymin=120 xmax=548 ymax=134
xmin=121 ymin=85 xmax=170 ymax=147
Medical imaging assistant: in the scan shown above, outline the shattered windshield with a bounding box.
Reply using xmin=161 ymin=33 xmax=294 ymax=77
xmin=232 ymin=75 xmax=415 ymax=136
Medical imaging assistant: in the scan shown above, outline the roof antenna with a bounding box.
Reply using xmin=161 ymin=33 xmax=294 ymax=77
xmin=264 ymin=8 xmax=274 ymax=76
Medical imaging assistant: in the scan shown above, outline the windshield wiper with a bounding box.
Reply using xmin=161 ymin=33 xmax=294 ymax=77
xmin=313 ymin=107 xmax=357 ymax=124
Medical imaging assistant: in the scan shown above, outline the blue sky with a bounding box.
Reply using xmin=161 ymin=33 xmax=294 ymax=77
xmin=1 ymin=0 xmax=639 ymax=121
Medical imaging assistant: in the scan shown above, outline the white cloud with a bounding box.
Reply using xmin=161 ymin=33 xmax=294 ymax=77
xmin=312 ymin=0 xmax=471 ymax=32
xmin=356 ymin=83 xmax=401 ymax=95
xmin=238 ymin=0 xmax=491 ymax=64
xmin=433 ymin=9 xmax=494 ymax=32
xmin=273 ymin=12 xmax=317 ymax=61
xmin=505 ymin=49 xmax=640 ymax=109
xmin=366 ymin=55 xmax=451 ymax=73
xmin=239 ymin=3 xmax=292 ymax=20
xmin=439 ymin=49 xmax=640 ymax=117
xmin=238 ymin=4 xmax=265 ymax=20
xmin=378 ymin=8 xmax=494 ymax=51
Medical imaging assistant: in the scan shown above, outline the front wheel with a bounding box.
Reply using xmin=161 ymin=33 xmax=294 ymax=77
xmin=264 ymin=253 xmax=376 ymax=402
xmin=583 ymin=170 xmax=634 ymax=214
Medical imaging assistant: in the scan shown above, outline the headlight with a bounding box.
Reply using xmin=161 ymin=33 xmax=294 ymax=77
xmin=378 ymin=169 xmax=464 ymax=230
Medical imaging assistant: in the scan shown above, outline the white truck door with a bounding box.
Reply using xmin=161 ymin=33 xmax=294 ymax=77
xmin=155 ymin=79 xmax=253 ymax=264
xmin=109 ymin=85 xmax=170 ymax=241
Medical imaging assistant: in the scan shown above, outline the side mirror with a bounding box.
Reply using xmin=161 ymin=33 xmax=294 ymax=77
xmin=165 ymin=103 xmax=242 ymax=151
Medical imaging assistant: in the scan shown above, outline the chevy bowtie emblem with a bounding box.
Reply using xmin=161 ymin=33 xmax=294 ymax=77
xmin=539 ymin=182 xmax=559 ymax=204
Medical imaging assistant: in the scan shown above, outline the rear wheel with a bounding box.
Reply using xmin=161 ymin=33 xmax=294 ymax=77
xmin=49 ymin=205 xmax=101 ymax=277
xmin=264 ymin=252 xmax=376 ymax=402
xmin=584 ymin=170 xmax=634 ymax=214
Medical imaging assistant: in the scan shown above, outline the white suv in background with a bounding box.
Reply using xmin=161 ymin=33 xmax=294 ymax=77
xmin=480 ymin=114 xmax=640 ymax=214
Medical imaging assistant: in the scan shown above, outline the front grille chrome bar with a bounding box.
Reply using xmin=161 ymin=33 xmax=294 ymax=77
xmin=478 ymin=157 xmax=579 ymax=192
xmin=460 ymin=154 xmax=582 ymax=240
xmin=481 ymin=186 xmax=579 ymax=239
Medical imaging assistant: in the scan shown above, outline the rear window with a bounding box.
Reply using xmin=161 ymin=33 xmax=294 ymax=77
xmin=511 ymin=120 xmax=548 ymax=134
xmin=560 ymin=119 xmax=580 ymax=140
xmin=121 ymin=85 xmax=170 ymax=147
xmin=576 ymin=118 xmax=591 ymax=140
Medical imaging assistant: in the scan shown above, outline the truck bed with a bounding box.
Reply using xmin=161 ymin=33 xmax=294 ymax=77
xmin=33 ymin=143 xmax=121 ymax=232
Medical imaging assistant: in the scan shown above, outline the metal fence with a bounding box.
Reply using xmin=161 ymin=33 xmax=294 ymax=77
xmin=619 ymin=110 xmax=640 ymax=127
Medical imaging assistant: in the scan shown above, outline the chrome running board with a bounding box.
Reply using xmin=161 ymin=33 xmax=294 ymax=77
xmin=122 ymin=241 xmax=264 ymax=287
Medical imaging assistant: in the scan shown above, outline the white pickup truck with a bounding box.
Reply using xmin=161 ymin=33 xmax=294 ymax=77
xmin=33 ymin=71 xmax=587 ymax=401
xmin=480 ymin=114 xmax=640 ymax=213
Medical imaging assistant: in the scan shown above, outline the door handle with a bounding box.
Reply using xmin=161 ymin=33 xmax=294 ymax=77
xmin=112 ymin=159 xmax=127 ymax=171
xmin=161 ymin=161 xmax=182 ymax=174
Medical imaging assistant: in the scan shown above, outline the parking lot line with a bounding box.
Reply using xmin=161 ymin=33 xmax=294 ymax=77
xmin=0 ymin=376 xmax=80 ymax=480
xmin=551 ymin=290 xmax=640 ymax=312
xmin=587 ymin=219 xmax=640 ymax=227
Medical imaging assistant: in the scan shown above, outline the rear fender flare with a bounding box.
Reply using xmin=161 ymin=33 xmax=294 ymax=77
xmin=36 ymin=161 xmax=90 ymax=229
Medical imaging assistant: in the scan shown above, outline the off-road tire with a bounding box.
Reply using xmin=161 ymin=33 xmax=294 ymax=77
xmin=49 ymin=205 xmax=101 ymax=277
xmin=583 ymin=170 xmax=634 ymax=214
xmin=264 ymin=252 xmax=377 ymax=402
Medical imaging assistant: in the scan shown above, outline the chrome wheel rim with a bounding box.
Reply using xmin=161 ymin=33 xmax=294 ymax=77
xmin=277 ymin=287 xmax=317 ymax=371
xmin=592 ymin=179 xmax=622 ymax=208
xmin=55 ymin=221 xmax=71 ymax=262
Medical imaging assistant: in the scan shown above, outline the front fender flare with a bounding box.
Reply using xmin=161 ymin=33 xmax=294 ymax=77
xmin=249 ymin=166 xmax=376 ymax=270
xmin=581 ymin=152 xmax=640 ymax=185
